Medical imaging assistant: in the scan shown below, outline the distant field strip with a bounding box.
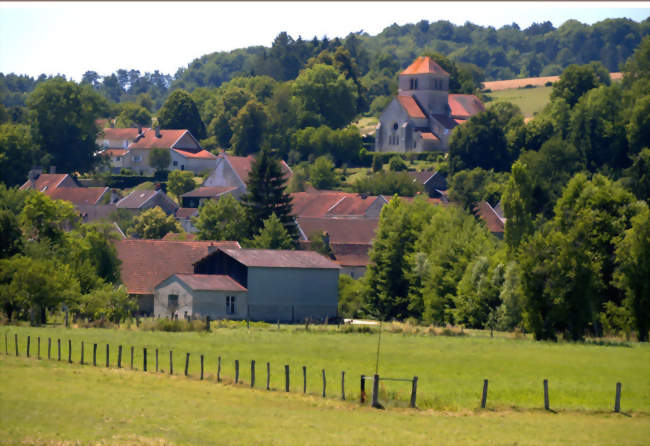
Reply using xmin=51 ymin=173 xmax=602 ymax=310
xmin=3 ymin=325 xmax=649 ymax=414
xmin=486 ymin=86 xmax=553 ymax=117
xmin=483 ymin=72 xmax=623 ymax=91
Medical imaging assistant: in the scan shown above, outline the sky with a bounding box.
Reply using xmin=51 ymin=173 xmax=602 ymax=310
xmin=1 ymin=1 xmax=649 ymax=81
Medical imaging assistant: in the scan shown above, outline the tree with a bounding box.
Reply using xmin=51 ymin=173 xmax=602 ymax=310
xmin=388 ymin=155 xmax=407 ymax=172
xmin=19 ymin=192 xmax=79 ymax=243
xmin=241 ymin=147 xmax=298 ymax=241
xmin=0 ymin=123 xmax=40 ymax=187
xmin=27 ymin=78 xmax=108 ymax=173
xmin=338 ymin=274 xmax=366 ymax=318
xmin=502 ymin=161 xmax=536 ymax=253
xmin=309 ymin=156 xmax=339 ymax=189
xmin=626 ymin=94 xmax=650 ymax=153
xmin=149 ymin=148 xmax=171 ymax=173
xmin=230 ymin=100 xmax=268 ymax=156
xmin=248 ymin=213 xmax=294 ymax=249
xmin=115 ymin=103 xmax=151 ymax=128
xmin=128 ymin=206 xmax=182 ymax=239
xmin=167 ymin=170 xmax=196 ymax=201
xmin=550 ymin=64 xmax=600 ymax=107
xmin=624 ymin=148 xmax=650 ymax=201
xmin=352 ymin=171 xmax=422 ymax=196
xmin=76 ymin=284 xmax=135 ymax=323
xmin=448 ymin=167 xmax=508 ymax=211
xmin=157 ymin=89 xmax=206 ymax=139
xmin=193 ymin=194 xmax=248 ymax=241
xmin=292 ymin=63 xmax=358 ymax=129
xmin=614 ymin=204 xmax=650 ymax=341
xmin=0 ymin=209 xmax=22 ymax=258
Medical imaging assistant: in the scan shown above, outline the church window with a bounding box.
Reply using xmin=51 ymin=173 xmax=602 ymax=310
xmin=409 ymin=78 xmax=418 ymax=90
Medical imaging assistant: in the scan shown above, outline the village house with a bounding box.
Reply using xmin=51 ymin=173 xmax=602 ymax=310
xmin=406 ymin=170 xmax=448 ymax=198
xmin=474 ymin=201 xmax=506 ymax=237
xmin=98 ymin=127 xmax=217 ymax=175
xmin=180 ymin=186 xmax=238 ymax=208
xmin=116 ymin=187 xmax=179 ymax=216
xmin=375 ymin=56 xmax=485 ymax=153
xmin=291 ymin=190 xmax=387 ymax=219
xmin=202 ymin=152 xmax=293 ymax=198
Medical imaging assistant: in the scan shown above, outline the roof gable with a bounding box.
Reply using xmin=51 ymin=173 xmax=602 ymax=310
xmin=401 ymin=56 xmax=449 ymax=76
xmin=221 ymin=153 xmax=293 ymax=185
xmin=213 ymin=248 xmax=340 ymax=269
xmin=448 ymin=94 xmax=485 ymax=118
xmin=19 ymin=173 xmax=72 ymax=192
xmin=396 ymin=95 xmax=427 ymax=119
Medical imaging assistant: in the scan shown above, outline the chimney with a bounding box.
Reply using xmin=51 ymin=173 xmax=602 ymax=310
xmin=154 ymin=182 xmax=162 ymax=191
xmin=110 ymin=188 xmax=119 ymax=204
xmin=137 ymin=124 xmax=142 ymax=134
xmin=322 ymin=231 xmax=330 ymax=248
xmin=155 ymin=126 xmax=161 ymax=138
xmin=28 ymin=167 xmax=43 ymax=183
xmin=49 ymin=165 xmax=56 ymax=174
xmin=208 ymin=243 xmax=217 ymax=254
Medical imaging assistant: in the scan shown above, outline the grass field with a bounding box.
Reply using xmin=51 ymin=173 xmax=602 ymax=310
xmin=485 ymin=86 xmax=552 ymax=118
xmin=2 ymin=355 xmax=649 ymax=446
xmin=2 ymin=324 xmax=649 ymax=414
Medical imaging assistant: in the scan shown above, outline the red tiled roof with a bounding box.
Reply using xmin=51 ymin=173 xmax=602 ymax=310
xmin=474 ymin=201 xmax=505 ymax=233
xmin=172 ymin=148 xmax=217 ymax=159
xmin=297 ymin=217 xmax=379 ymax=244
xmin=330 ymin=243 xmax=370 ymax=267
xmin=103 ymin=149 xmax=128 ymax=157
xmin=448 ymin=94 xmax=485 ymax=118
xmin=175 ymin=207 xmax=199 ymax=219
xmin=388 ymin=195 xmax=444 ymax=206
xmin=419 ymin=131 xmax=439 ymax=141
xmin=291 ymin=191 xmax=384 ymax=218
xmin=115 ymin=239 xmax=241 ymax=295
xmin=223 ymin=153 xmax=293 ymax=184
xmin=328 ymin=195 xmax=386 ymax=217
xmin=181 ymin=186 xmax=237 ymax=199
xmin=170 ymin=273 xmax=247 ymax=292
xmin=116 ymin=189 xmax=159 ymax=209
xmin=454 ymin=118 xmax=467 ymax=125
xmin=46 ymin=186 xmax=108 ymax=206
xmin=19 ymin=173 xmax=72 ymax=192
xmin=101 ymin=127 xmax=148 ymax=141
xmin=396 ymin=95 xmax=427 ymax=119
xmin=128 ymin=129 xmax=189 ymax=150
xmin=401 ymin=56 xmax=449 ymax=76
xmin=217 ymin=248 xmax=340 ymax=269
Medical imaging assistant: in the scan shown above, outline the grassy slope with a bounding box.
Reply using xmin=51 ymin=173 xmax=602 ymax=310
xmin=1 ymin=356 xmax=649 ymax=446
xmin=485 ymin=86 xmax=552 ymax=117
xmin=3 ymin=325 xmax=649 ymax=413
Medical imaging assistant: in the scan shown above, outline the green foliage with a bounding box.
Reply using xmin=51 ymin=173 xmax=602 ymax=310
xmin=230 ymin=100 xmax=268 ymax=156
xmin=626 ymin=94 xmax=650 ymax=153
xmin=0 ymin=209 xmax=23 ymax=258
xmin=0 ymin=123 xmax=40 ymax=187
xmin=115 ymin=102 xmax=151 ymax=128
xmin=167 ymin=170 xmax=196 ymax=201
xmin=241 ymin=148 xmax=298 ymax=241
xmin=496 ymin=262 xmax=525 ymax=331
xmin=291 ymin=125 xmax=362 ymax=165
xmin=454 ymin=254 xmax=505 ymax=328
xmin=157 ymin=89 xmax=206 ymax=139
xmin=27 ymin=78 xmax=108 ymax=173
xmin=338 ymin=274 xmax=366 ymax=318
xmin=502 ymin=161 xmax=536 ymax=253
xmin=309 ymin=156 xmax=339 ymax=189
xmin=448 ymin=167 xmax=508 ymax=211
xmin=307 ymin=230 xmax=333 ymax=258
xmin=388 ymin=155 xmax=407 ymax=172
xmin=352 ymin=170 xmax=422 ymax=196
xmin=76 ymin=284 xmax=134 ymax=323
xmin=128 ymin=206 xmax=182 ymax=239
xmin=248 ymin=213 xmax=293 ymax=250
xmin=193 ymin=194 xmax=248 ymax=242
xmin=614 ymin=204 xmax=650 ymax=341
xmin=19 ymin=192 xmax=79 ymax=243
xmin=551 ymin=64 xmax=601 ymax=107
xmin=624 ymin=148 xmax=650 ymax=201
xmin=148 ymin=148 xmax=171 ymax=173
xmin=292 ymin=63 xmax=358 ymax=129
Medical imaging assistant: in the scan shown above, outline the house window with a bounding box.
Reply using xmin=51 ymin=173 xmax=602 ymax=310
xmin=168 ymin=294 xmax=179 ymax=310
xmin=181 ymin=165 xmax=185 ymax=170
xmin=226 ymin=296 xmax=236 ymax=314
xmin=133 ymin=154 xmax=142 ymax=163
xmin=173 ymin=161 xmax=178 ymax=166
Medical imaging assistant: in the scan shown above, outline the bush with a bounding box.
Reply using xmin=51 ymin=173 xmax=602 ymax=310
xmin=142 ymin=318 xmax=206 ymax=332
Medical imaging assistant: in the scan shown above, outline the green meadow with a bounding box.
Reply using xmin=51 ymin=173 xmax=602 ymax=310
xmin=2 ymin=324 xmax=649 ymax=413
xmin=485 ymin=86 xmax=553 ymax=117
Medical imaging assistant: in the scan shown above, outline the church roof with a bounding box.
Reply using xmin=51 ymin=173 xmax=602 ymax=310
xmin=396 ymin=95 xmax=426 ymax=119
xmin=401 ymin=57 xmax=449 ymax=76
xmin=448 ymin=94 xmax=485 ymax=118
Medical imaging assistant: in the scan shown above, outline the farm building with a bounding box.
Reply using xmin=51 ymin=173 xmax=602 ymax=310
xmin=154 ymin=248 xmax=340 ymax=322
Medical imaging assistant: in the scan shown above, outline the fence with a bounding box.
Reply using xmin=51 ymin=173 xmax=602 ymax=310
xmin=3 ymin=331 xmax=626 ymax=413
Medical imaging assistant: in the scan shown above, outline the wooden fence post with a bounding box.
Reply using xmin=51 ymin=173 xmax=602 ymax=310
xmin=409 ymin=376 xmax=419 ymax=408
xmin=169 ymin=350 xmax=173 ymax=375
xmin=26 ymin=335 xmax=30 ymax=358
xmin=481 ymin=379 xmax=488 ymax=409
xmin=543 ymin=379 xmax=550 ymax=410
xmin=251 ymin=360 xmax=255 ymax=388
xmin=206 ymin=316 xmax=210 ymax=332
xmin=614 ymin=382 xmax=622 ymax=413
xmin=57 ymin=339 xmax=61 ymax=361
xmin=217 ymin=356 xmax=221 ymax=382
xmin=360 ymin=375 xmax=366 ymax=403
xmin=47 ymin=338 xmax=51 ymax=360
xmin=266 ymin=362 xmax=270 ymax=390
xmin=68 ymin=339 xmax=72 ymax=363
xmin=341 ymin=371 xmax=345 ymax=400
xmin=4 ymin=332 xmax=7 ymax=355
xmin=130 ymin=346 xmax=134 ymax=370
xmin=185 ymin=353 xmax=190 ymax=377
xmin=322 ymin=369 xmax=326 ymax=398
xmin=371 ymin=374 xmax=380 ymax=408
xmin=93 ymin=343 xmax=97 ymax=366
xmin=81 ymin=341 xmax=85 ymax=365
xmin=37 ymin=337 xmax=40 ymax=360
xmin=235 ymin=359 xmax=239 ymax=383
xmin=155 ymin=349 xmax=159 ymax=372
xmin=143 ymin=348 xmax=147 ymax=372
xmin=106 ymin=344 xmax=109 ymax=367
xmin=65 ymin=309 xmax=69 ymax=328
xmin=302 ymin=366 xmax=307 ymax=394
xmin=14 ymin=334 xmax=18 ymax=357
xmin=200 ymin=355 xmax=204 ymax=380
xmin=284 ymin=365 xmax=290 ymax=392
xmin=117 ymin=345 xmax=122 ymax=368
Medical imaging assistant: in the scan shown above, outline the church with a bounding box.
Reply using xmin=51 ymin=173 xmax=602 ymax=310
xmin=375 ymin=56 xmax=485 ymax=153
